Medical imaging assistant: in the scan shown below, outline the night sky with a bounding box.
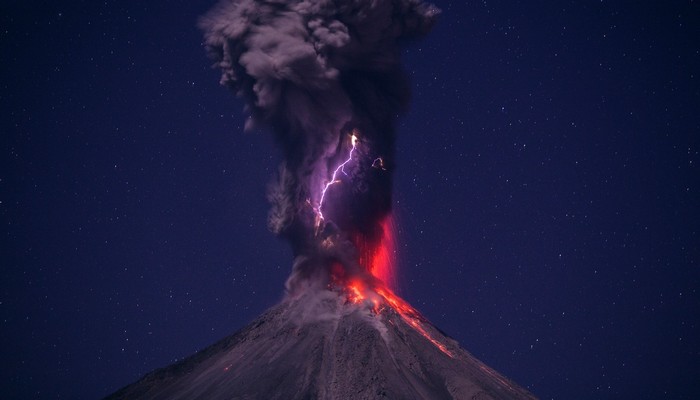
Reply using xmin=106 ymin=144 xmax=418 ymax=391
xmin=2 ymin=1 xmax=698 ymax=399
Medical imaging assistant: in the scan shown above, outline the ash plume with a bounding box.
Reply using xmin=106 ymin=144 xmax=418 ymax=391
xmin=199 ymin=0 xmax=439 ymax=293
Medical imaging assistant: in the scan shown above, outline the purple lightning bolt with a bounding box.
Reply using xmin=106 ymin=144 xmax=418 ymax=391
xmin=316 ymin=133 xmax=358 ymax=224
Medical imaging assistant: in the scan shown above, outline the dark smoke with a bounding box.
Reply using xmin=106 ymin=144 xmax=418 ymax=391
xmin=199 ymin=0 xmax=439 ymax=293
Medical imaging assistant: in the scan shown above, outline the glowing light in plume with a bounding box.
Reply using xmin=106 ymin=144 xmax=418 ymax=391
xmin=355 ymin=216 xmax=398 ymax=291
xmin=372 ymin=157 xmax=386 ymax=170
xmin=371 ymin=217 xmax=397 ymax=290
xmin=316 ymin=132 xmax=358 ymax=224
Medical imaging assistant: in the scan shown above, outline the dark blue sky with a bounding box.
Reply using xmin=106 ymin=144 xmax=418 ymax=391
xmin=2 ymin=1 xmax=698 ymax=399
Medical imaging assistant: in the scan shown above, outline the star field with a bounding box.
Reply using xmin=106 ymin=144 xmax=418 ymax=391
xmin=1 ymin=1 xmax=698 ymax=399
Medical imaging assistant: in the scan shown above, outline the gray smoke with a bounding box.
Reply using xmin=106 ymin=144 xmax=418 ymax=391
xmin=200 ymin=0 xmax=439 ymax=293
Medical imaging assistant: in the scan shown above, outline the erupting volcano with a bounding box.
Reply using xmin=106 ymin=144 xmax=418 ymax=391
xmin=106 ymin=0 xmax=536 ymax=398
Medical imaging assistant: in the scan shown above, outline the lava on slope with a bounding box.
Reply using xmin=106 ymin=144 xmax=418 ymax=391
xmin=105 ymin=288 xmax=537 ymax=400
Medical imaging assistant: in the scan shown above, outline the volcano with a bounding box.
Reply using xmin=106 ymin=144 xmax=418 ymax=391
xmin=105 ymin=1 xmax=538 ymax=398
xmin=105 ymin=286 xmax=536 ymax=400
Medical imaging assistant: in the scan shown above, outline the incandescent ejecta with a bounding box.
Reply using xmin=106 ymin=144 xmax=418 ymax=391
xmin=105 ymin=0 xmax=538 ymax=398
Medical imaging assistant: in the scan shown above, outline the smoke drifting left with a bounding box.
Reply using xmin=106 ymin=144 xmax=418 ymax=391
xmin=199 ymin=0 xmax=439 ymax=294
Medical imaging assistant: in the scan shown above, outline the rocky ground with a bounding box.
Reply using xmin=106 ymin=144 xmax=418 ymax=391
xmin=105 ymin=290 xmax=536 ymax=400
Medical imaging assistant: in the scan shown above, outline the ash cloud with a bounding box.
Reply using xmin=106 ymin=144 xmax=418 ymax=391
xmin=200 ymin=0 xmax=439 ymax=293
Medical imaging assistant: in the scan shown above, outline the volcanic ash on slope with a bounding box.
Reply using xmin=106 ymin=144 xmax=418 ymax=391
xmin=105 ymin=289 xmax=537 ymax=400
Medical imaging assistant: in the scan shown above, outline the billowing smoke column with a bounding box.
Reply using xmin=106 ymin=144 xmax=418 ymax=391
xmin=200 ymin=0 xmax=439 ymax=294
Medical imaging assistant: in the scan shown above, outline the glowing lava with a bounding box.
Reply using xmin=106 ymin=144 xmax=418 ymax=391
xmin=354 ymin=216 xmax=397 ymax=291
xmin=316 ymin=132 xmax=449 ymax=357
xmin=338 ymin=281 xmax=453 ymax=358
xmin=346 ymin=279 xmax=381 ymax=312
xmin=374 ymin=286 xmax=454 ymax=358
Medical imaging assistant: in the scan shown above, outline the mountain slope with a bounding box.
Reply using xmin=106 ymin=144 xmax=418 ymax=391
xmin=105 ymin=290 xmax=536 ymax=400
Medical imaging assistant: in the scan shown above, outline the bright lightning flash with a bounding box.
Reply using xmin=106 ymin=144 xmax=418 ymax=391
xmin=316 ymin=132 xmax=358 ymax=225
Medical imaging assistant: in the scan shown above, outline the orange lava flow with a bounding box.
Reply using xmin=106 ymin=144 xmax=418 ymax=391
xmin=346 ymin=279 xmax=381 ymax=312
xmin=374 ymin=286 xmax=454 ymax=358
xmin=339 ymin=279 xmax=453 ymax=358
